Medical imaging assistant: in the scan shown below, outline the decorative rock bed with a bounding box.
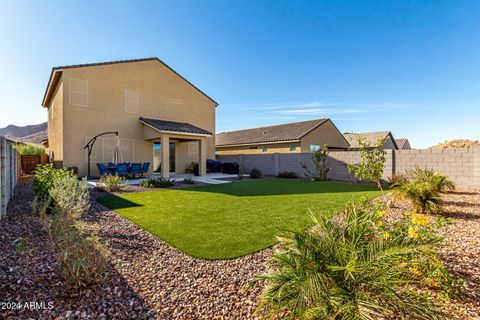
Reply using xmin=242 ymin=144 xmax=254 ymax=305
xmin=1 ymin=179 xmax=479 ymax=319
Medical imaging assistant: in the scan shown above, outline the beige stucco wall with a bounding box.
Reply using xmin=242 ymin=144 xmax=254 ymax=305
xmin=216 ymin=142 xmax=301 ymax=155
xmin=46 ymin=60 xmax=216 ymax=176
xmin=300 ymin=120 xmax=350 ymax=151
xmin=47 ymin=80 xmax=64 ymax=168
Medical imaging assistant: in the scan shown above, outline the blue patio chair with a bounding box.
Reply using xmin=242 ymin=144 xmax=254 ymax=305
xmin=116 ymin=163 xmax=130 ymax=178
xmin=129 ymin=163 xmax=142 ymax=178
xmin=140 ymin=162 xmax=150 ymax=176
xmin=97 ymin=163 xmax=111 ymax=176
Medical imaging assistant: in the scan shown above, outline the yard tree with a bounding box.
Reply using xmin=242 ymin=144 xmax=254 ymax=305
xmin=348 ymin=138 xmax=387 ymax=194
xmin=302 ymin=144 xmax=329 ymax=181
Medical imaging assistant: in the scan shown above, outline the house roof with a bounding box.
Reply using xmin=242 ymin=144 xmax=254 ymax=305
xmin=344 ymin=131 xmax=398 ymax=149
xmin=215 ymin=118 xmax=330 ymax=147
xmin=42 ymin=57 xmax=218 ymax=107
xmin=140 ymin=117 xmax=212 ymax=136
xmin=396 ymin=138 xmax=410 ymax=150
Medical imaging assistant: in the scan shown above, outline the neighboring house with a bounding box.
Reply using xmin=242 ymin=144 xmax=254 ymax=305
xmin=41 ymin=58 xmax=218 ymax=178
xmin=215 ymin=119 xmax=350 ymax=155
xmin=396 ymin=138 xmax=412 ymax=150
xmin=344 ymin=131 xmax=398 ymax=150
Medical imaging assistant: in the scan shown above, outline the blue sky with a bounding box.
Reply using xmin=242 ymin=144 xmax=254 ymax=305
xmin=0 ymin=0 xmax=479 ymax=148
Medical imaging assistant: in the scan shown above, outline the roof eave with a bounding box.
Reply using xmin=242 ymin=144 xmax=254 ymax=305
xmin=216 ymin=139 xmax=301 ymax=148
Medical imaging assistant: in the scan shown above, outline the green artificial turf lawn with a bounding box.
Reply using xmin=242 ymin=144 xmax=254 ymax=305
xmin=97 ymin=179 xmax=380 ymax=260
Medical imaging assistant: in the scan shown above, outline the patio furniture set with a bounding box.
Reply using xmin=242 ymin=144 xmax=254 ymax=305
xmin=97 ymin=162 xmax=150 ymax=178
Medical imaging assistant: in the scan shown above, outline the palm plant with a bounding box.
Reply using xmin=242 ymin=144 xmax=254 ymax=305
xmin=395 ymin=181 xmax=441 ymax=214
xmin=254 ymin=201 xmax=445 ymax=320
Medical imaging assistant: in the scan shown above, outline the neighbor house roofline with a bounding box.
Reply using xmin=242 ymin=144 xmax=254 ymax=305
xmin=216 ymin=139 xmax=302 ymax=148
xmin=41 ymin=57 xmax=219 ymax=108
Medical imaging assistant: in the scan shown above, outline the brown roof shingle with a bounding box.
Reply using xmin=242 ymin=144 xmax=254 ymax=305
xmin=344 ymin=131 xmax=398 ymax=149
xmin=215 ymin=119 xmax=329 ymax=147
xmin=140 ymin=117 xmax=212 ymax=136
xmin=396 ymin=138 xmax=411 ymax=150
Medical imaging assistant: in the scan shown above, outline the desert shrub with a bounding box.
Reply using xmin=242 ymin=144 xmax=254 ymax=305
xmin=388 ymin=173 xmax=407 ymax=187
xmin=254 ymin=200 xmax=448 ymax=319
xmin=405 ymin=166 xmax=455 ymax=194
xmin=395 ymin=181 xmax=441 ymax=214
xmin=13 ymin=143 xmax=45 ymax=155
xmin=48 ymin=216 xmax=107 ymax=290
xmin=140 ymin=176 xmax=175 ymax=188
xmin=50 ymin=175 xmax=90 ymax=219
xmin=250 ymin=168 xmax=262 ymax=179
xmin=348 ymin=138 xmax=387 ymax=193
xmin=100 ymin=174 xmax=122 ymax=192
xmin=182 ymin=177 xmax=195 ymax=184
xmin=301 ymin=145 xmax=329 ymax=181
xmin=277 ymin=171 xmax=297 ymax=179
xmin=33 ymin=164 xmax=73 ymax=201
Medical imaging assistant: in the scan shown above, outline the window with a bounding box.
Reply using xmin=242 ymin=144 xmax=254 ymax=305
xmin=85 ymin=137 xmax=135 ymax=163
xmin=290 ymin=144 xmax=296 ymax=151
xmin=248 ymin=146 xmax=258 ymax=150
xmin=261 ymin=146 xmax=268 ymax=152
xmin=69 ymin=78 xmax=88 ymax=106
xmin=310 ymin=145 xmax=321 ymax=152
xmin=125 ymin=89 xmax=140 ymax=113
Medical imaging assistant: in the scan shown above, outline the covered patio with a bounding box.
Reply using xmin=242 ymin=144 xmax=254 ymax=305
xmin=140 ymin=117 xmax=212 ymax=178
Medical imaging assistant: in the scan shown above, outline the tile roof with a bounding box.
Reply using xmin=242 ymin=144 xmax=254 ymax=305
xmin=140 ymin=117 xmax=212 ymax=136
xmin=344 ymin=131 xmax=397 ymax=149
xmin=42 ymin=57 xmax=218 ymax=107
xmin=396 ymin=138 xmax=410 ymax=150
xmin=215 ymin=119 xmax=329 ymax=146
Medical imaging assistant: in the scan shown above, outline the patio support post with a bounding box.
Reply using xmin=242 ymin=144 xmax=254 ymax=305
xmin=160 ymin=134 xmax=170 ymax=179
xmin=199 ymin=138 xmax=207 ymax=176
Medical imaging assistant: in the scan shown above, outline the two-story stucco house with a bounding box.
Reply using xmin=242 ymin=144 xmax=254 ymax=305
xmin=41 ymin=58 xmax=218 ymax=178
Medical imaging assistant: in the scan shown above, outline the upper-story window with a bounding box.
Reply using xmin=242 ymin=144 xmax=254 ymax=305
xmin=125 ymin=89 xmax=140 ymax=113
xmin=69 ymin=78 xmax=89 ymax=107
xmin=310 ymin=144 xmax=321 ymax=152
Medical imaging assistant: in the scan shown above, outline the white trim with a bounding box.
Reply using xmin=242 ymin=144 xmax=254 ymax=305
xmin=140 ymin=120 xmax=212 ymax=138
xmin=69 ymin=78 xmax=89 ymax=107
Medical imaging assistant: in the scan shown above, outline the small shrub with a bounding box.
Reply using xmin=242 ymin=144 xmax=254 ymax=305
xmin=48 ymin=216 xmax=107 ymax=290
xmin=301 ymin=145 xmax=329 ymax=181
xmin=254 ymin=200 xmax=448 ymax=319
xmin=388 ymin=173 xmax=407 ymax=187
xmin=140 ymin=176 xmax=175 ymax=188
xmin=249 ymin=168 xmax=262 ymax=179
xmin=100 ymin=174 xmax=122 ymax=192
xmin=33 ymin=164 xmax=73 ymax=201
xmin=183 ymin=177 xmax=195 ymax=184
xmin=395 ymin=181 xmax=441 ymax=214
xmin=277 ymin=171 xmax=297 ymax=179
xmin=13 ymin=143 xmax=45 ymax=155
xmin=50 ymin=175 xmax=90 ymax=219
xmin=238 ymin=166 xmax=245 ymax=180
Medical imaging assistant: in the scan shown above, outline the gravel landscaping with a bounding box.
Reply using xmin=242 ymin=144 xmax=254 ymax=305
xmin=1 ymin=179 xmax=479 ymax=319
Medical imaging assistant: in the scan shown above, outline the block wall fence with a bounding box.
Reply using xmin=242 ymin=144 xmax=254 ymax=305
xmin=0 ymin=137 xmax=20 ymax=220
xmin=217 ymin=148 xmax=480 ymax=188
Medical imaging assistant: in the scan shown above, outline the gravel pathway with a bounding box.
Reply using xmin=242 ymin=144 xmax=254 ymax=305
xmin=1 ymin=180 xmax=479 ymax=319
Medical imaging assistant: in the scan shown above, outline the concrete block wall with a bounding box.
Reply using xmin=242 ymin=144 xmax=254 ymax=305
xmin=395 ymin=148 xmax=478 ymax=188
xmin=217 ymin=148 xmax=479 ymax=188
xmin=0 ymin=137 xmax=19 ymax=220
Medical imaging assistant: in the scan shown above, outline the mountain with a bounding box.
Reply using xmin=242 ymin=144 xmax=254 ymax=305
xmin=0 ymin=122 xmax=47 ymax=144
xmin=429 ymin=139 xmax=480 ymax=149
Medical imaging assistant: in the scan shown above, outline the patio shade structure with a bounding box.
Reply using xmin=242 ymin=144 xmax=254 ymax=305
xmin=84 ymin=131 xmax=119 ymax=179
xmin=112 ymin=134 xmax=123 ymax=164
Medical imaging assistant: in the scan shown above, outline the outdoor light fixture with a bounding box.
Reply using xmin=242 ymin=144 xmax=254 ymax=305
xmin=83 ymin=131 xmax=119 ymax=179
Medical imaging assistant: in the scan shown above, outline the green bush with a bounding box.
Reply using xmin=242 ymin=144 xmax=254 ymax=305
xmin=249 ymin=168 xmax=262 ymax=179
xmin=405 ymin=166 xmax=455 ymax=193
xmin=302 ymin=145 xmax=329 ymax=181
xmin=254 ymin=200 xmax=447 ymax=319
xmin=50 ymin=175 xmax=90 ymax=219
xmin=100 ymin=174 xmax=122 ymax=192
xmin=140 ymin=176 xmax=176 ymax=188
xmin=33 ymin=164 xmax=74 ymax=201
xmin=182 ymin=177 xmax=195 ymax=184
xmin=277 ymin=171 xmax=297 ymax=179
xmin=13 ymin=143 xmax=45 ymax=155
xmin=238 ymin=165 xmax=245 ymax=180
xmin=396 ymin=181 xmax=441 ymax=214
